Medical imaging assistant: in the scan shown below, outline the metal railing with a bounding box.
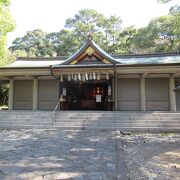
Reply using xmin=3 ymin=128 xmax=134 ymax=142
xmin=52 ymin=99 xmax=61 ymax=123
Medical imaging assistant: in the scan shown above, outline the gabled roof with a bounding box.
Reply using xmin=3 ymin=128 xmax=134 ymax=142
xmin=114 ymin=52 xmax=180 ymax=65
xmin=60 ymin=37 xmax=120 ymax=65
xmin=5 ymin=57 xmax=66 ymax=68
xmin=1 ymin=36 xmax=180 ymax=70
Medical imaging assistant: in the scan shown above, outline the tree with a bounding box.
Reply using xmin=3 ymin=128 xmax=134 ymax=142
xmin=0 ymin=0 xmax=16 ymax=106
xmin=65 ymin=9 xmax=124 ymax=54
xmin=10 ymin=29 xmax=80 ymax=57
xmin=10 ymin=29 xmax=50 ymax=57
xmin=0 ymin=81 xmax=8 ymax=106
xmin=10 ymin=29 xmax=57 ymax=57
xmin=115 ymin=26 xmax=138 ymax=54
xmin=148 ymin=14 xmax=179 ymax=52
xmin=169 ymin=4 xmax=180 ymax=15
xmin=131 ymin=11 xmax=180 ymax=53
xmin=158 ymin=0 xmax=172 ymax=3
xmin=0 ymin=0 xmax=15 ymax=66
xmin=10 ymin=9 xmax=124 ymax=56
xmin=65 ymin=9 xmax=105 ymax=43
xmin=46 ymin=30 xmax=79 ymax=56
xmin=101 ymin=15 xmax=122 ymax=53
xmin=9 ymin=8 xmax=180 ymax=56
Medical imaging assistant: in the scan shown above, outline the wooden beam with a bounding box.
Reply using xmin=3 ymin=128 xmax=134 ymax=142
xmin=142 ymin=73 xmax=149 ymax=78
xmin=172 ymin=72 xmax=180 ymax=77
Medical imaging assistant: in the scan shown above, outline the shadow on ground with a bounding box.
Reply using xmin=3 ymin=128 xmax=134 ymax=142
xmin=0 ymin=129 xmax=117 ymax=179
xmin=0 ymin=129 xmax=179 ymax=180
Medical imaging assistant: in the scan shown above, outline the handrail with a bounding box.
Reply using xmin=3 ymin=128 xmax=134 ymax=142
xmin=52 ymin=99 xmax=61 ymax=123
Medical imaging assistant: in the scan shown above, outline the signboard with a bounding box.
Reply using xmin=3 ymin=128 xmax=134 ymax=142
xmin=108 ymin=85 xmax=111 ymax=96
xmin=96 ymin=95 xmax=101 ymax=102
xmin=62 ymin=88 xmax=66 ymax=96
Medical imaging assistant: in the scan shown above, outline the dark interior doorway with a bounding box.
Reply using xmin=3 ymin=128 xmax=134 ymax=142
xmin=61 ymin=82 xmax=112 ymax=110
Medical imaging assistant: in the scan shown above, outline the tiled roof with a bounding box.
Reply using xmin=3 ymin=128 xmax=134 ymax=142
xmin=115 ymin=54 xmax=180 ymax=64
xmin=61 ymin=39 xmax=120 ymax=65
xmin=5 ymin=57 xmax=65 ymax=68
xmin=2 ymin=40 xmax=180 ymax=68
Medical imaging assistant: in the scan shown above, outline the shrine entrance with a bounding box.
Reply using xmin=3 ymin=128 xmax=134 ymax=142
xmin=60 ymin=81 xmax=113 ymax=111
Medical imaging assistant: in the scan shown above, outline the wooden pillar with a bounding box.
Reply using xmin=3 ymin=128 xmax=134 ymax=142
xmin=8 ymin=79 xmax=14 ymax=110
xmin=32 ymin=78 xmax=38 ymax=110
xmin=114 ymin=74 xmax=118 ymax=111
xmin=140 ymin=75 xmax=146 ymax=111
xmin=112 ymin=77 xmax=115 ymax=110
xmin=169 ymin=76 xmax=176 ymax=111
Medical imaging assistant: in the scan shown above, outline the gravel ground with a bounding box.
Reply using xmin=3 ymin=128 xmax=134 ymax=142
xmin=121 ymin=133 xmax=180 ymax=180
xmin=0 ymin=129 xmax=179 ymax=180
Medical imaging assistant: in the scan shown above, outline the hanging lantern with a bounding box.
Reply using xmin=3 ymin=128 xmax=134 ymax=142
xmin=85 ymin=72 xmax=88 ymax=80
xmin=78 ymin=73 xmax=81 ymax=81
xmin=68 ymin=74 xmax=71 ymax=81
xmin=89 ymin=73 xmax=92 ymax=80
xmin=60 ymin=74 xmax=63 ymax=82
xmin=82 ymin=74 xmax=85 ymax=81
xmin=106 ymin=73 xmax=109 ymax=80
xmin=71 ymin=73 xmax=74 ymax=80
xmin=93 ymin=72 xmax=96 ymax=80
xmin=74 ymin=74 xmax=77 ymax=81
xmin=97 ymin=73 xmax=100 ymax=80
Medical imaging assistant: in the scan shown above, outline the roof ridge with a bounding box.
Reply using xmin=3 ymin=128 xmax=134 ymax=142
xmin=17 ymin=56 xmax=68 ymax=61
xmin=112 ymin=52 xmax=180 ymax=58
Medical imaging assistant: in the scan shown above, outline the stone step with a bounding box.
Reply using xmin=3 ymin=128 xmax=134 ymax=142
xmin=1 ymin=124 xmax=179 ymax=132
xmin=0 ymin=117 xmax=179 ymax=122
xmin=0 ymin=121 xmax=179 ymax=127
xmin=0 ymin=116 xmax=51 ymax=119
xmin=1 ymin=119 xmax=180 ymax=125
xmin=1 ymin=114 xmax=179 ymax=119
xmin=56 ymin=113 xmax=180 ymax=117
xmin=0 ymin=112 xmax=180 ymax=119
xmin=55 ymin=117 xmax=180 ymax=121
xmin=1 ymin=110 xmax=180 ymax=114
xmin=9 ymin=125 xmax=178 ymax=131
xmin=0 ymin=111 xmax=180 ymax=132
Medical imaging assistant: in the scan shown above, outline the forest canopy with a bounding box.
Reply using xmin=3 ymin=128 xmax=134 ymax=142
xmin=0 ymin=0 xmax=15 ymax=66
xmin=8 ymin=7 xmax=180 ymax=59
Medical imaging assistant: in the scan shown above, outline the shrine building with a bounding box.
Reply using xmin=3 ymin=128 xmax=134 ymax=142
xmin=0 ymin=37 xmax=180 ymax=111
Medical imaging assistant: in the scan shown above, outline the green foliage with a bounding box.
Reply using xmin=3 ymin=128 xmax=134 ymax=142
xmin=115 ymin=26 xmax=138 ymax=54
xmin=0 ymin=0 xmax=16 ymax=66
xmin=65 ymin=9 xmax=105 ymax=41
xmin=0 ymin=0 xmax=10 ymax=6
xmin=0 ymin=81 xmax=8 ymax=105
xmin=169 ymin=4 xmax=180 ymax=15
xmin=10 ymin=10 xmax=124 ymax=56
xmin=9 ymin=8 xmax=180 ymax=56
xmin=157 ymin=0 xmax=172 ymax=3
xmin=10 ymin=29 xmax=80 ymax=57
xmin=132 ymin=13 xmax=180 ymax=53
xmin=46 ymin=30 xmax=80 ymax=56
xmin=10 ymin=29 xmax=48 ymax=56
xmin=65 ymin=9 xmax=123 ymax=53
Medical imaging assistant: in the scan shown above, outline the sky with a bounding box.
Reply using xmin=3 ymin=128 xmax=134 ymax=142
xmin=7 ymin=0 xmax=180 ymax=46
